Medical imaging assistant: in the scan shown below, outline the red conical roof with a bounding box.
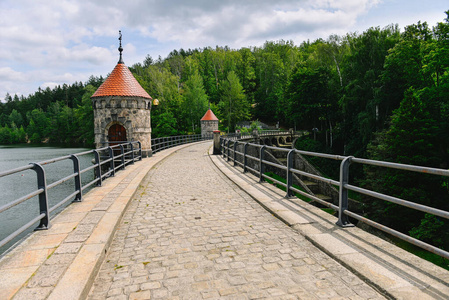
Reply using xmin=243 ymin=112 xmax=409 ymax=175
xmin=201 ymin=109 xmax=218 ymax=121
xmin=91 ymin=63 xmax=151 ymax=99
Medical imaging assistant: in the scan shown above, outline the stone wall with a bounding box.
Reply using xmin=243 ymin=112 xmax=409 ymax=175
xmin=201 ymin=120 xmax=218 ymax=139
xmin=92 ymin=95 xmax=152 ymax=156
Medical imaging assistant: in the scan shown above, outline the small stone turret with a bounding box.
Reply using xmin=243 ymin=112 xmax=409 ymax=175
xmin=91 ymin=31 xmax=153 ymax=157
xmin=201 ymin=109 xmax=219 ymax=139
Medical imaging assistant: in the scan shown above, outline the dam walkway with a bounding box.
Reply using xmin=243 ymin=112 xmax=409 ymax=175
xmin=2 ymin=141 xmax=448 ymax=299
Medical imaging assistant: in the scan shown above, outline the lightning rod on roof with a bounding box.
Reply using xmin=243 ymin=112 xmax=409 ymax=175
xmin=118 ymin=30 xmax=124 ymax=64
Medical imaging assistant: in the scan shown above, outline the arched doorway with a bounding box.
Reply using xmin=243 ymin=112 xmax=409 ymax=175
xmin=108 ymin=124 xmax=127 ymax=145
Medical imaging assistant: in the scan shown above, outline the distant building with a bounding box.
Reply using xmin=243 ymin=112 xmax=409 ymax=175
xmin=200 ymin=109 xmax=219 ymax=138
xmin=91 ymin=32 xmax=153 ymax=157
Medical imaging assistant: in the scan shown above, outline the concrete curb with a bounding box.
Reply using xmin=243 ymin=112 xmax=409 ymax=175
xmin=0 ymin=141 xmax=208 ymax=300
xmin=209 ymin=148 xmax=449 ymax=300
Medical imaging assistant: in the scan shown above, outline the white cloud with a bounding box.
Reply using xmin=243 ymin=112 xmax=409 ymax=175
xmin=122 ymin=0 xmax=381 ymax=48
xmin=0 ymin=67 xmax=25 ymax=82
xmin=0 ymin=0 xmax=446 ymax=101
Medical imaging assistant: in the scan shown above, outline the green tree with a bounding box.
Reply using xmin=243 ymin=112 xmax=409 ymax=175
xmin=0 ymin=125 xmax=12 ymax=144
xmin=365 ymin=88 xmax=447 ymax=239
xmin=254 ymin=51 xmax=285 ymax=122
xmin=286 ymin=66 xmax=338 ymax=145
xmin=339 ymin=25 xmax=401 ymax=157
xmin=26 ymin=109 xmax=50 ymax=143
xmin=8 ymin=109 xmax=24 ymax=128
xmin=218 ymin=71 xmax=249 ymax=132
xmin=8 ymin=123 xmax=26 ymax=144
xmin=196 ymin=48 xmax=220 ymax=104
xmin=151 ymin=111 xmax=178 ymax=137
xmin=26 ymin=119 xmax=40 ymax=143
xmin=74 ymin=85 xmax=95 ymax=146
xmin=409 ymin=214 xmax=449 ymax=250
xmin=181 ymin=70 xmax=209 ymax=133
xmin=237 ymin=48 xmax=256 ymax=104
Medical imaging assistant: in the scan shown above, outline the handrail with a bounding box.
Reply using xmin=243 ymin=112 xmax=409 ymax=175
xmin=151 ymin=134 xmax=210 ymax=154
xmin=0 ymin=141 xmax=142 ymax=250
xmin=219 ymin=134 xmax=449 ymax=260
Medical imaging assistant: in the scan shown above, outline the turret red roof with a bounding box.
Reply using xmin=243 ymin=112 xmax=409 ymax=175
xmin=201 ymin=109 xmax=218 ymax=121
xmin=91 ymin=63 xmax=151 ymax=99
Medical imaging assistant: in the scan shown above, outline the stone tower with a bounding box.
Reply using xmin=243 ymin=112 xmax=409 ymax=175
xmin=91 ymin=32 xmax=153 ymax=157
xmin=200 ymin=108 xmax=219 ymax=139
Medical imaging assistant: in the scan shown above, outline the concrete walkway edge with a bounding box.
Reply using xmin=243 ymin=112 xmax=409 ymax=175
xmin=209 ymin=147 xmax=449 ymax=300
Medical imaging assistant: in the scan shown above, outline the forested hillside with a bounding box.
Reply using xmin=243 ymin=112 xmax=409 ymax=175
xmin=0 ymin=76 xmax=104 ymax=146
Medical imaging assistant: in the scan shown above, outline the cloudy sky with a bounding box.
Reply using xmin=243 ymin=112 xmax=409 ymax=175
xmin=0 ymin=0 xmax=447 ymax=101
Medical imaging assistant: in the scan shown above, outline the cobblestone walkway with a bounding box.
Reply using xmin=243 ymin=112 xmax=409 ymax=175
xmin=88 ymin=142 xmax=384 ymax=299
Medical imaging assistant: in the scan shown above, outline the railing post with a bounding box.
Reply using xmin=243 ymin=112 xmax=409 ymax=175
xmin=337 ymin=156 xmax=354 ymax=227
xmin=227 ymin=139 xmax=231 ymax=161
xmin=94 ymin=150 xmax=102 ymax=186
xmin=70 ymin=155 xmax=82 ymax=202
xmin=120 ymin=144 xmax=125 ymax=169
xmin=213 ymin=131 xmax=221 ymax=154
xmin=233 ymin=141 xmax=237 ymax=166
xmin=243 ymin=142 xmax=249 ymax=172
xmin=259 ymin=145 xmax=266 ymax=182
xmin=222 ymin=138 xmax=226 ymax=158
xmin=138 ymin=141 xmax=142 ymax=160
xmin=108 ymin=147 xmax=115 ymax=176
xmin=130 ymin=142 xmax=135 ymax=164
xmin=286 ymin=149 xmax=295 ymax=197
xmin=31 ymin=163 xmax=49 ymax=230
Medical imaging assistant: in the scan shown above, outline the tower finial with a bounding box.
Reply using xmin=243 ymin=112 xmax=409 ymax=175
xmin=118 ymin=30 xmax=124 ymax=64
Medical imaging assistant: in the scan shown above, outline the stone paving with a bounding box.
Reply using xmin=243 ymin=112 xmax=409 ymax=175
xmin=88 ymin=142 xmax=384 ymax=300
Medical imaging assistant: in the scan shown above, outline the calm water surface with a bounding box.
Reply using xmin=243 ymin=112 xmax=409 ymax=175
xmin=0 ymin=145 xmax=94 ymax=255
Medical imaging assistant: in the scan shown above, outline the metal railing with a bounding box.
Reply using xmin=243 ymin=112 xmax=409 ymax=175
xmin=0 ymin=141 xmax=142 ymax=250
xmin=151 ymin=134 xmax=208 ymax=154
xmin=224 ymin=130 xmax=290 ymax=139
xmin=220 ymin=136 xmax=449 ymax=260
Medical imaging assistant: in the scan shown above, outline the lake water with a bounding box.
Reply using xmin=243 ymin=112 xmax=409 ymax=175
xmin=0 ymin=145 xmax=94 ymax=255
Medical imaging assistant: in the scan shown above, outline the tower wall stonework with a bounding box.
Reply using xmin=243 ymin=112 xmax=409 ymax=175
xmin=92 ymin=95 xmax=152 ymax=156
xmin=201 ymin=120 xmax=219 ymax=139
